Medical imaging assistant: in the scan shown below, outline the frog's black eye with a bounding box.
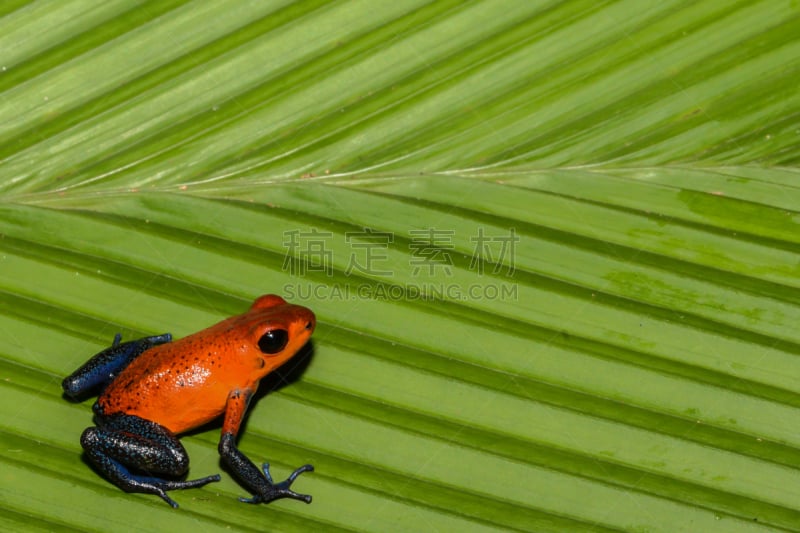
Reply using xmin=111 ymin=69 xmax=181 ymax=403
xmin=258 ymin=329 xmax=289 ymax=354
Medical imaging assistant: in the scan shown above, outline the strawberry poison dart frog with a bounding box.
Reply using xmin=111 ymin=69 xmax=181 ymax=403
xmin=62 ymin=295 xmax=316 ymax=508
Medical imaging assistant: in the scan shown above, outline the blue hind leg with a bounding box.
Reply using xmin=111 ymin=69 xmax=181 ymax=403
xmin=82 ymin=413 xmax=220 ymax=507
xmin=62 ymin=333 xmax=172 ymax=399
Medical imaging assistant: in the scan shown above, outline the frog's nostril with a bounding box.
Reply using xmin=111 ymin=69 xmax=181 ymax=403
xmin=305 ymin=321 xmax=313 ymax=331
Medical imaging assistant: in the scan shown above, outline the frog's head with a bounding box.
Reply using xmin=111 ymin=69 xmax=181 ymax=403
xmin=246 ymin=294 xmax=315 ymax=375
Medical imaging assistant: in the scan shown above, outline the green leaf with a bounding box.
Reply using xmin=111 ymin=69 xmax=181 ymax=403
xmin=1 ymin=1 xmax=799 ymax=531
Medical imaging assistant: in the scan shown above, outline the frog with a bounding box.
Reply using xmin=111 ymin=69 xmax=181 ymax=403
xmin=62 ymin=294 xmax=316 ymax=508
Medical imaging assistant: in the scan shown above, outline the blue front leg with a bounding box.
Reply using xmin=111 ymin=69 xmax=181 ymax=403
xmin=62 ymin=333 xmax=171 ymax=399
